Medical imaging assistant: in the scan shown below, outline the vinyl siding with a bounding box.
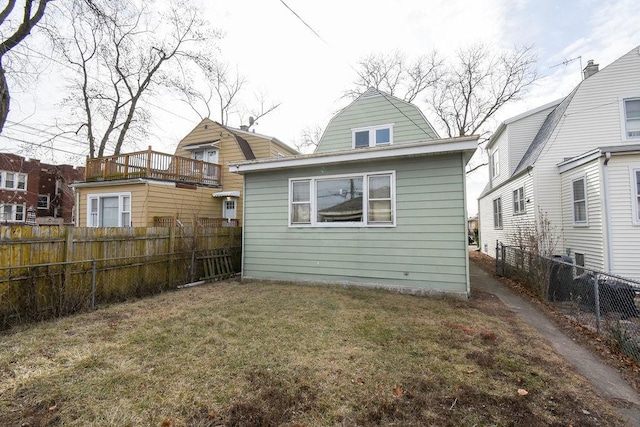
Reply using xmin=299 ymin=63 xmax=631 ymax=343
xmin=316 ymin=94 xmax=438 ymax=153
xmin=607 ymin=155 xmax=640 ymax=280
xmin=507 ymin=105 xmax=557 ymax=175
xmin=145 ymin=183 xmax=220 ymax=225
xmin=559 ymin=159 xmax=605 ymax=271
xmin=489 ymin=131 xmax=509 ymax=188
xmin=242 ymin=154 xmax=469 ymax=295
xmin=534 ymin=47 xmax=640 ymax=236
xmin=478 ymin=173 xmax=534 ymax=256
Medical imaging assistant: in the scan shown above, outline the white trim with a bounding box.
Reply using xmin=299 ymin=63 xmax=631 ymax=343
xmin=0 ymin=170 xmax=28 ymax=192
xmin=571 ymin=176 xmax=588 ymax=226
xmin=558 ymin=149 xmax=601 ymax=173
xmin=37 ymin=194 xmax=50 ymax=210
xmin=0 ymin=203 xmax=26 ymax=223
xmin=631 ymin=167 xmax=640 ymax=226
xmin=86 ymin=191 xmax=132 ymax=227
xmin=492 ymin=197 xmax=502 ymax=229
xmin=288 ymin=170 xmax=396 ymax=228
xmin=513 ymin=187 xmax=525 ymax=215
xmin=351 ymin=123 xmax=395 ymax=148
xmin=230 ymin=137 xmax=478 ymax=174
xmin=71 ymin=179 xmax=176 ymax=188
xmin=491 ymin=149 xmax=500 ymax=178
xmin=182 ymin=141 xmax=220 ymax=150
xmin=620 ymin=96 xmax=640 ymax=141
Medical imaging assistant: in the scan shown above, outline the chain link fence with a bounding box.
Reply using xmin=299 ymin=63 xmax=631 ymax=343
xmin=495 ymin=242 xmax=640 ymax=362
xmin=0 ymin=247 xmax=241 ymax=329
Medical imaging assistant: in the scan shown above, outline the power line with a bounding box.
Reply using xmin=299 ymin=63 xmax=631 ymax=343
xmin=278 ymin=1 xmax=329 ymax=48
xmin=0 ymin=134 xmax=88 ymax=158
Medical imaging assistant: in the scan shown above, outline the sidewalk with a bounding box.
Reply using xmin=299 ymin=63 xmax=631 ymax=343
xmin=469 ymin=260 xmax=640 ymax=426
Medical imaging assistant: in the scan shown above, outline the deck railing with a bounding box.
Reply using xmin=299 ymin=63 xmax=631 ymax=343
xmin=85 ymin=147 xmax=221 ymax=187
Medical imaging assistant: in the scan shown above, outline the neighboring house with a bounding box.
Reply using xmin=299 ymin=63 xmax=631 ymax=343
xmin=231 ymin=89 xmax=478 ymax=297
xmin=0 ymin=152 xmax=84 ymax=225
xmin=478 ymin=45 xmax=640 ymax=280
xmin=71 ymin=119 xmax=298 ymax=227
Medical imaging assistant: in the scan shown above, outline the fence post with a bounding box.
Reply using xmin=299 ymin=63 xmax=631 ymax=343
xmin=501 ymin=245 xmax=506 ymax=276
xmin=91 ymin=260 xmax=97 ymax=310
xmin=593 ymin=274 xmax=601 ymax=334
xmin=168 ymin=227 xmax=175 ymax=287
xmin=495 ymin=240 xmax=499 ymax=275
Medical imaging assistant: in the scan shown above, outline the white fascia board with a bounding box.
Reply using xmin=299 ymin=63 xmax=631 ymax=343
xmin=212 ymin=191 xmax=241 ymax=198
xmin=557 ymin=149 xmax=602 ymax=174
xmin=229 ymin=137 xmax=478 ymax=174
xmin=70 ymin=178 xmax=172 ymax=188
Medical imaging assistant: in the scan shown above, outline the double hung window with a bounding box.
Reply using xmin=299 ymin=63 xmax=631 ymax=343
xmin=289 ymin=171 xmax=395 ymax=227
xmin=493 ymin=197 xmax=502 ymax=229
xmin=572 ymin=177 xmax=587 ymax=225
xmin=87 ymin=193 xmax=131 ymax=227
xmin=513 ymin=187 xmax=525 ymax=214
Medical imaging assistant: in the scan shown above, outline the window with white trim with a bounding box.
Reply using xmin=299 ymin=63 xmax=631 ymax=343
xmin=491 ymin=150 xmax=500 ymax=178
xmin=87 ymin=193 xmax=131 ymax=227
xmin=352 ymin=124 xmax=393 ymax=148
xmin=37 ymin=194 xmax=50 ymax=210
xmin=623 ymin=98 xmax=640 ymax=139
xmin=572 ymin=177 xmax=587 ymax=225
xmin=0 ymin=204 xmax=25 ymax=222
xmin=493 ymin=197 xmax=502 ymax=228
xmin=289 ymin=171 xmax=395 ymax=227
xmin=1 ymin=171 xmax=27 ymax=191
xmin=513 ymin=187 xmax=525 ymax=214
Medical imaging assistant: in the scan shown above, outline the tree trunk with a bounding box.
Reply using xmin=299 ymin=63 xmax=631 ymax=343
xmin=0 ymin=61 xmax=9 ymax=134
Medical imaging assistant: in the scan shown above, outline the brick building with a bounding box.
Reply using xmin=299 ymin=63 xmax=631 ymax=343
xmin=0 ymin=153 xmax=84 ymax=225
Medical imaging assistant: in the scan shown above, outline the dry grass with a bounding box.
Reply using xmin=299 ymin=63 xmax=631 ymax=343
xmin=0 ymin=279 xmax=626 ymax=426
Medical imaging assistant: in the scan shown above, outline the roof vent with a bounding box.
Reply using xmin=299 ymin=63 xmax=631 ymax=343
xmin=583 ymin=59 xmax=599 ymax=80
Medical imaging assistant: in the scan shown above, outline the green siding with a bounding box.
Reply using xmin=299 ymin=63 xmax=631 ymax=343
xmin=242 ymin=154 xmax=468 ymax=295
xmin=316 ymin=93 xmax=438 ymax=153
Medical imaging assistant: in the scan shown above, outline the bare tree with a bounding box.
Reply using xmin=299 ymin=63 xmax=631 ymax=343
xmin=52 ymin=0 xmax=220 ymax=158
xmin=430 ymin=44 xmax=538 ymax=138
xmin=0 ymin=0 xmax=51 ymax=134
xmin=294 ymin=124 xmax=323 ymax=153
xmin=344 ymin=50 xmax=441 ymax=102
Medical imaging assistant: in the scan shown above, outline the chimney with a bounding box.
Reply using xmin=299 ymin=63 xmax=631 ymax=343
xmin=583 ymin=59 xmax=599 ymax=80
xmin=239 ymin=125 xmax=249 ymax=131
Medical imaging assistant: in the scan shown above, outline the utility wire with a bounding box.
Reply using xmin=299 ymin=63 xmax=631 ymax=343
xmin=0 ymin=134 xmax=89 ymax=158
xmin=278 ymin=0 xmax=330 ymax=48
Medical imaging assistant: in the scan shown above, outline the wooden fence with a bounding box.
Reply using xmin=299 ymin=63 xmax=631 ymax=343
xmin=0 ymin=226 xmax=242 ymax=328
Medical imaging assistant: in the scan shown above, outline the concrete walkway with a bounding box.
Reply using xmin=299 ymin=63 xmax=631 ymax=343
xmin=469 ymin=260 xmax=640 ymax=426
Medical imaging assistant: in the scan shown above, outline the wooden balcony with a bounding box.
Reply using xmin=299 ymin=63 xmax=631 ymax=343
xmin=85 ymin=147 xmax=221 ymax=187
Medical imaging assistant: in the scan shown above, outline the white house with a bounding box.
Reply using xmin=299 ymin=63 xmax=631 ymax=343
xmin=479 ymin=45 xmax=640 ymax=280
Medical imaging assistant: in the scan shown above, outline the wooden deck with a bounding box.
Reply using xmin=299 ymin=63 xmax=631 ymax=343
xmin=85 ymin=147 xmax=221 ymax=187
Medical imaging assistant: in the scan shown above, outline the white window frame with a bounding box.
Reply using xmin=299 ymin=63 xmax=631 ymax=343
xmin=37 ymin=194 xmax=50 ymax=210
xmin=0 ymin=203 xmax=26 ymax=222
xmin=572 ymin=176 xmax=588 ymax=226
xmin=86 ymin=192 xmax=132 ymax=227
xmin=513 ymin=187 xmax=525 ymax=215
xmin=631 ymin=168 xmax=640 ymax=225
xmin=491 ymin=149 xmax=500 ymax=178
xmin=351 ymin=124 xmax=394 ymax=148
xmin=0 ymin=170 xmax=27 ymax=191
xmin=288 ymin=170 xmax=396 ymax=228
xmin=621 ymin=97 xmax=640 ymax=140
xmin=493 ymin=197 xmax=503 ymax=229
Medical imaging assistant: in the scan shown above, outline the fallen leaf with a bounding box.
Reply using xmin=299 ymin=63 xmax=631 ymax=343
xmin=582 ymin=409 xmax=591 ymax=415
xmin=393 ymin=386 xmax=404 ymax=396
xmin=208 ymin=411 xmax=216 ymax=419
xmin=161 ymin=420 xmax=172 ymax=427
xmin=517 ymin=389 xmax=528 ymax=396
xmin=466 ymin=370 xmax=476 ymax=374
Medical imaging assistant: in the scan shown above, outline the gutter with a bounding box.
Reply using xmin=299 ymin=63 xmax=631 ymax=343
xmin=602 ymin=152 xmax=614 ymax=271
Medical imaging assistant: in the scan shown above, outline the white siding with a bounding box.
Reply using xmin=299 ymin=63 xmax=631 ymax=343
xmin=479 ymin=173 xmax=534 ymax=256
xmin=507 ymin=105 xmax=557 ymax=175
xmin=489 ymin=131 xmax=510 ymax=188
xmin=559 ymin=159 xmax=605 ymax=271
xmin=607 ymin=155 xmax=640 ymax=280
xmin=533 ymin=47 xmax=640 ymax=256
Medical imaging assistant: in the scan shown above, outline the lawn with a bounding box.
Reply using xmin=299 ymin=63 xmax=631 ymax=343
xmin=0 ymin=279 xmax=625 ymax=426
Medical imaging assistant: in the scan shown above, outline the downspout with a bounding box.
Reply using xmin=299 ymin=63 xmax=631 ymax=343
xmin=602 ymin=152 xmax=614 ymax=272
xmin=75 ymin=188 xmax=80 ymax=227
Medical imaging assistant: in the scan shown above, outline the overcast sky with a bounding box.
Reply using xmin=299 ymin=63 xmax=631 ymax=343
xmin=2 ymin=0 xmax=639 ymax=216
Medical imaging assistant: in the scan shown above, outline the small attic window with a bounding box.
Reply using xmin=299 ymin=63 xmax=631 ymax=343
xmin=352 ymin=124 xmax=394 ymax=148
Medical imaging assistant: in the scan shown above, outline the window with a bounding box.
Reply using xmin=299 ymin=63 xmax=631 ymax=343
xmin=623 ymin=98 xmax=640 ymax=139
xmin=575 ymin=253 xmax=585 ymax=276
xmin=491 ymin=150 xmax=500 ymax=178
xmin=493 ymin=197 xmax=502 ymax=229
xmin=0 ymin=204 xmax=25 ymax=222
xmin=572 ymin=177 xmax=587 ymax=225
xmin=513 ymin=187 xmax=525 ymax=214
xmin=0 ymin=171 xmax=27 ymax=191
xmin=37 ymin=194 xmax=50 ymax=210
xmin=289 ymin=171 xmax=395 ymax=227
xmin=352 ymin=124 xmax=394 ymax=148
xmin=87 ymin=193 xmax=132 ymax=227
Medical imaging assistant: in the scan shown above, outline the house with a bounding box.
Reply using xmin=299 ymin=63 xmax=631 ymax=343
xmin=71 ymin=119 xmax=298 ymax=227
xmin=478 ymin=45 xmax=640 ymax=280
xmin=231 ymin=89 xmax=478 ymax=297
xmin=0 ymin=152 xmax=84 ymax=225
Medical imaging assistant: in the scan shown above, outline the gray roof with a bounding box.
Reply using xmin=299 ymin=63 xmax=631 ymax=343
xmin=512 ymin=85 xmax=580 ymax=176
